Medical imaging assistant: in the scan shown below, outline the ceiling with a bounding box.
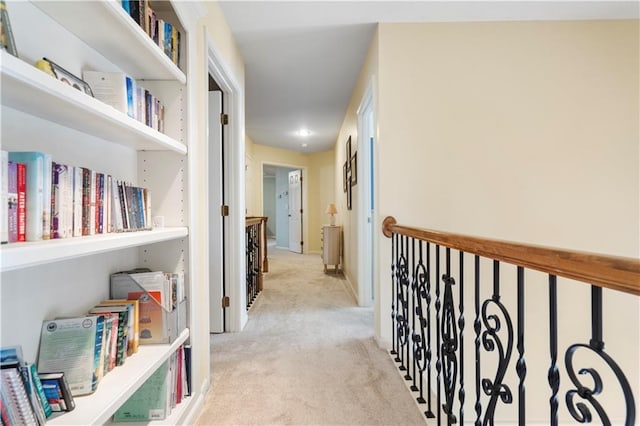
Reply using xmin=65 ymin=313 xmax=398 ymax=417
xmin=218 ymin=1 xmax=638 ymax=154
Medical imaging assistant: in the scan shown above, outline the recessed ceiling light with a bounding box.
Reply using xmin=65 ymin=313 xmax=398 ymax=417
xmin=296 ymin=129 xmax=312 ymax=137
xmin=301 ymin=143 xmax=308 ymax=148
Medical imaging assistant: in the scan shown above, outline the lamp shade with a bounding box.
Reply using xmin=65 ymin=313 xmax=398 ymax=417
xmin=325 ymin=203 xmax=338 ymax=215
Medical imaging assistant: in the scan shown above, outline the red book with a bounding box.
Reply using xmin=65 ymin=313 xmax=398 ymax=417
xmin=16 ymin=162 xmax=26 ymax=242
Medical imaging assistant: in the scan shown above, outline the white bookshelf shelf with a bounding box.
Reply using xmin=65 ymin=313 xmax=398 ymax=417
xmin=0 ymin=51 xmax=187 ymax=155
xmin=32 ymin=0 xmax=186 ymax=83
xmin=0 ymin=227 xmax=189 ymax=272
xmin=47 ymin=328 xmax=190 ymax=426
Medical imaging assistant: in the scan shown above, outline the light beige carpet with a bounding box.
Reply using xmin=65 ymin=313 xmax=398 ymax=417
xmin=194 ymin=248 xmax=427 ymax=426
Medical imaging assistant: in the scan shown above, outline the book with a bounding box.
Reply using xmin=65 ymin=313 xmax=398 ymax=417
xmin=51 ymin=162 xmax=72 ymax=239
xmin=1 ymin=150 xmax=7 ymax=244
xmin=7 ymin=160 xmax=17 ymax=243
xmin=37 ymin=316 xmax=100 ymax=396
xmin=112 ymin=359 xmax=170 ymax=422
xmin=99 ymin=299 xmax=139 ymax=354
xmin=9 ymin=152 xmax=48 ymax=241
xmin=1 ymin=367 xmax=38 ymax=424
xmin=42 ymin=153 xmax=52 ymax=240
xmin=18 ymin=362 xmax=48 ymax=425
xmin=81 ymin=167 xmax=91 ymax=236
xmin=88 ymin=306 xmax=129 ymax=366
xmin=38 ymin=372 xmax=74 ymax=412
xmin=28 ymin=363 xmax=52 ymax=420
xmin=15 ymin=161 xmax=26 ymax=242
xmin=72 ymin=166 xmax=83 ymax=237
xmin=82 ymin=71 xmax=129 ymax=115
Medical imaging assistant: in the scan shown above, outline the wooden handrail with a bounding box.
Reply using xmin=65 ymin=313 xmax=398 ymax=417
xmin=246 ymin=216 xmax=264 ymax=227
xmin=382 ymin=216 xmax=640 ymax=296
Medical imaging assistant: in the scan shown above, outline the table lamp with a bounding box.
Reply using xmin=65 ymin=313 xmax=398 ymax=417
xmin=326 ymin=203 xmax=338 ymax=226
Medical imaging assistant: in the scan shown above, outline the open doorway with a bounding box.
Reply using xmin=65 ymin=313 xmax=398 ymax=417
xmin=262 ymin=164 xmax=303 ymax=253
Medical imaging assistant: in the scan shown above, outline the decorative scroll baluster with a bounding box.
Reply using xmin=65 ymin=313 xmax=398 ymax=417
xmin=391 ymin=233 xmax=398 ymax=357
xmin=564 ymin=286 xmax=636 ymax=426
xmin=435 ymin=245 xmax=442 ymax=426
xmin=426 ymin=242 xmax=435 ymax=418
xmin=396 ymin=235 xmax=410 ymax=373
xmin=411 ymin=238 xmax=418 ymax=390
xmin=516 ymin=267 xmax=526 ymax=425
xmin=548 ymin=274 xmax=559 ymax=426
xmin=441 ymin=248 xmax=458 ymax=425
xmin=481 ymin=260 xmax=514 ymax=425
xmin=413 ymin=242 xmax=429 ymax=409
xmin=474 ymin=256 xmax=482 ymax=426
xmin=403 ymin=235 xmax=412 ymax=380
xmin=458 ymin=251 xmax=465 ymax=425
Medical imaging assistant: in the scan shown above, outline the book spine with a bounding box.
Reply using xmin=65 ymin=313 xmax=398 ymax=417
xmin=51 ymin=162 xmax=60 ymax=239
xmin=16 ymin=162 xmax=26 ymax=242
xmin=63 ymin=164 xmax=73 ymax=238
xmin=1 ymin=150 xmax=7 ymax=244
xmin=7 ymin=161 xmax=17 ymax=242
xmin=115 ymin=311 xmax=128 ymax=366
xmin=19 ymin=363 xmax=47 ymax=425
xmin=29 ymin=364 xmax=52 ymax=419
xmin=118 ymin=181 xmax=129 ymax=230
xmin=8 ymin=153 xmax=45 ymax=241
xmin=42 ymin=153 xmax=52 ymax=240
xmin=89 ymin=170 xmax=96 ymax=235
xmin=96 ymin=172 xmax=104 ymax=234
xmin=40 ymin=379 xmax=66 ymax=412
xmin=1 ymin=367 xmax=38 ymax=424
xmin=72 ymin=166 xmax=83 ymax=237
xmin=81 ymin=167 xmax=91 ymax=235
xmin=91 ymin=315 xmax=105 ymax=391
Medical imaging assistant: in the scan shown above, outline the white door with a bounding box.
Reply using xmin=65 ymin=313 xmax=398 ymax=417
xmin=288 ymin=169 xmax=302 ymax=253
xmin=208 ymin=91 xmax=224 ymax=333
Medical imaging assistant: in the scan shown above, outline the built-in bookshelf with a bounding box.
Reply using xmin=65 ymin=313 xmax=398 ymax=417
xmin=0 ymin=1 xmax=201 ymax=424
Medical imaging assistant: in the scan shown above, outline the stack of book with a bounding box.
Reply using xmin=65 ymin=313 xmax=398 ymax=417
xmin=112 ymin=345 xmax=190 ymax=422
xmin=1 ymin=346 xmax=74 ymax=426
xmin=82 ymin=71 xmax=166 ymax=133
xmin=0 ymin=150 xmax=152 ymax=244
xmin=121 ymin=0 xmax=181 ymax=68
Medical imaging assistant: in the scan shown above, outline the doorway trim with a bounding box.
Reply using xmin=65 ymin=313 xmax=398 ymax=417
xmin=260 ymin=162 xmax=309 ymax=254
xmin=356 ymin=77 xmax=376 ymax=307
xmin=206 ymin=32 xmax=247 ymax=332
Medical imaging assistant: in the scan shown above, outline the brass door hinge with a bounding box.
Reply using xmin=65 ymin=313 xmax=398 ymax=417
xmin=221 ymin=205 xmax=229 ymax=216
xmin=222 ymin=296 xmax=230 ymax=308
xmin=220 ymin=113 xmax=229 ymax=125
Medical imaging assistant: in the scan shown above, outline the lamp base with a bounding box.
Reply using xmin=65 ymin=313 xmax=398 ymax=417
xmin=330 ymin=215 xmax=336 ymax=226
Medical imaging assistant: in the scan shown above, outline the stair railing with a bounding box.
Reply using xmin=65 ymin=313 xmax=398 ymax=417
xmin=246 ymin=216 xmax=268 ymax=309
xmin=382 ymin=216 xmax=638 ymax=425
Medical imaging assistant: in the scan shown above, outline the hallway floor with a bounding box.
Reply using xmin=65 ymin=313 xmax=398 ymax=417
xmin=194 ymin=248 xmax=427 ymax=425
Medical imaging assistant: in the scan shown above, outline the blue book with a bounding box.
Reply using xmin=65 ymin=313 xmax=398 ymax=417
xmin=126 ymin=76 xmax=135 ymax=119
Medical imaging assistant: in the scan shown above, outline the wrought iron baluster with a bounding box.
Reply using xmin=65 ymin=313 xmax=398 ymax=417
xmin=481 ymin=260 xmax=514 ymax=425
xmin=397 ymin=235 xmax=410 ymax=372
xmin=474 ymin=256 xmax=482 ymax=426
xmin=548 ymin=274 xmax=559 ymax=426
xmin=459 ymin=251 xmax=465 ymax=425
xmin=516 ymin=267 xmax=526 ymax=425
xmin=413 ymin=241 xmax=429 ymax=410
xmin=436 ymin=245 xmax=442 ymax=426
xmin=426 ymin=242 xmax=435 ymax=418
xmin=564 ymin=285 xmax=636 ymax=426
xmin=404 ymin=235 xmax=412 ymax=379
xmin=441 ymin=248 xmax=458 ymax=425
xmin=391 ymin=233 xmax=398 ymax=357
xmin=411 ymin=237 xmax=418 ymax=388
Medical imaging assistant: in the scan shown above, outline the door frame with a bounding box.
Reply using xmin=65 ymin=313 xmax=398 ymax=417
xmin=260 ymin=162 xmax=308 ymax=254
xmin=356 ymin=77 xmax=376 ymax=307
xmin=206 ymin=32 xmax=247 ymax=332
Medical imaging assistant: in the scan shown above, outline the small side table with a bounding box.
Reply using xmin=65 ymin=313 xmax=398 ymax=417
xmin=321 ymin=225 xmax=341 ymax=273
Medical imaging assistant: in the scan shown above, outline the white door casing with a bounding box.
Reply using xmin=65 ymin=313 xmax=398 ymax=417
xmin=288 ymin=169 xmax=302 ymax=253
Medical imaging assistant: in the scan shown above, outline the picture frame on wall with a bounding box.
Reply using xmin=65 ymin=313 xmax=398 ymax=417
xmin=347 ymin=176 xmax=352 ymax=210
xmin=346 ymin=135 xmax=351 ymax=161
xmin=343 ymin=162 xmax=348 ymax=193
xmin=0 ymin=0 xmax=18 ymax=57
xmin=350 ymin=151 xmax=357 ymax=186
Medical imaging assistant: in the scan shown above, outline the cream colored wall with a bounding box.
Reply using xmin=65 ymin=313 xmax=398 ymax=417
xmin=246 ymin=141 xmax=335 ymax=253
xmin=334 ymin=32 xmax=379 ymax=299
xmin=365 ymin=20 xmax=638 ymax=423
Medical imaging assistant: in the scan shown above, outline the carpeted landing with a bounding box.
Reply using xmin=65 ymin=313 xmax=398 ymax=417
xmin=194 ymin=248 xmax=427 ymax=425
